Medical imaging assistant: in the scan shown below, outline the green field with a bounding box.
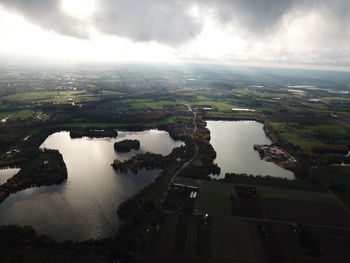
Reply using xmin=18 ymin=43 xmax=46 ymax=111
xmin=271 ymin=121 xmax=349 ymax=153
xmin=100 ymin=89 xmax=123 ymax=95
xmin=211 ymin=217 xmax=259 ymax=262
xmin=254 ymin=185 xmax=338 ymax=203
xmin=182 ymin=100 xmax=236 ymax=111
xmin=177 ymin=175 xmax=336 ymax=216
xmin=114 ymin=98 xmax=177 ymax=110
xmin=41 ymin=95 xmax=99 ymax=103
xmin=220 ymin=174 xmax=326 ymax=191
xmin=194 ymin=180 xmax=235 ymax=215
xmin=1 ymin=90 xmax=102 ymax=104
xmin=323 ymin=96 xmax=350 ymax=101
xmin=2 ymin=90 xmax=85 ymax=101
xmin=113 ymin=97 xmax=238 ymax=112
xmin=0 ymin=110 xmax=34 ymax=120
xmin=56 ymin=116 xmax=191 ymax=130
xmin=0 ymin=110 xmax=50 ymax=121
xmin=313 ymin=167 xmax=350 ymax=208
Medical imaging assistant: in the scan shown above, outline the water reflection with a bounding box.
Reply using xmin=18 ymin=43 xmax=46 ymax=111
xmin=0 ymin=130 xmax=183 ymax=240
xmin=207 ymin=121 xmax=295 ymax=179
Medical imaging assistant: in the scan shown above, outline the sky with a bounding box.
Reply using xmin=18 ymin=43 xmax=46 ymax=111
xmin=0 ymin=0 xmax=350 ymax=70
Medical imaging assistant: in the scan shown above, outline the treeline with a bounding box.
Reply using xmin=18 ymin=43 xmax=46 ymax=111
xmin=311 ymin=144 xmax=349 ymax=155
xmin=70 ymin=128 xmax=118 ymax=139
xmin=0 ymin=225 xmax=113 ymax=256
xmin=0 ymin=149 xmax=67 ymax=203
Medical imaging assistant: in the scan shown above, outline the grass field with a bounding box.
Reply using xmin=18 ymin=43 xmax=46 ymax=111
xmin=260 ymin=198 xmax=350 ymax=227
xmin=154 ymin=215 xmax=267 ymax=261
xmin=174 ymin=215 xmax=188 ymax=252
xmin=313 ymin=167 xmax=350 ymax=208
xmin=182 ymin=100 xmax=236 ymax=111
xmin=222 ymin=174 xmax=326 ymax=191
xmin=55 ymin=116 xmax=191 ymax=129
xmin=314 ymin=166 xmax=350 ymax=186
xmin=0 ymin=110 xmax=34 ymax=120
xmin=141 ymin=167 xmax=178 ymax=202
xmin=113 ymin=97 xmax=239 ymax=112
xmin=0 ymin=110 xmax=50 ymax=121
xmin=156 ymin=214 xmax=178 ymax=256
xmin=211 ymin=217 xmax=259 ymax=262
xmin=197 ymin=218 xmax=211 ymax=258
xmin=177 ymin=175 xmax=334 ymax=216
xmin=254 ymin=185 xmax=338 ymax=204
xmin=100 ymin=89 xmax=123 ymax=95
xmin=205 ymin=110 xmax=256 ymax=117
xmin=1 ymin=90 xmax=102 ymax=104
xmin=56 ymin=122 xmax=125 ymax=128
xmin=270 ymin=121 xmax=349 ymax=153
xmin=114 ymin=98 xmax=177 ymax=110
xmin=177 ymin=176 xmax=350 ymax=227
xmin=194 ymin=180 xmax=235 ymax=215
xmin=42 ymin=95 xmax=99 ymax=103
xmin=322 ymin=96 xmax=350 ymax=101
xmin=2 ymin=90 xmax=85 ymax=101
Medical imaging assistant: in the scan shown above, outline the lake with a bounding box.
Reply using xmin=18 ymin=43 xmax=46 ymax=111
xmin=207 ymin=120 xmax=295 ymax=179
xmin=0 ymin=130 xmax=184 ymax=241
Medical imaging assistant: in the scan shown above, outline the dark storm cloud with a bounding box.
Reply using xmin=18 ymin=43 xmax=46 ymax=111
xmin=0 ymin=0 xmax=349 ymax=46
xmin=0 ymin=0 xmax=88 ymax=37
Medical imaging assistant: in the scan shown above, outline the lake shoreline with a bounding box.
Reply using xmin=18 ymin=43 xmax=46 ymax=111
xmin=206 ymin=120 xmax=295 ymax=180
xmin=0 ymin=128 xmax=184 ymax=240
xmin=0 ymin=149 xmax=67 ymax=204
xmin=253 ymin=144 xmax=298 ymax=171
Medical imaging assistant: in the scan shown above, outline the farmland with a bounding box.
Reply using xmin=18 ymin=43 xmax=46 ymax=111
xmin=0 ymin=65 xmax=350 ymax=262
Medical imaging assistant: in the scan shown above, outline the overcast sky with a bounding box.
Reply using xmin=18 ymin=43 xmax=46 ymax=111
xmin=0 ymin=0 xmax=350 ymax=70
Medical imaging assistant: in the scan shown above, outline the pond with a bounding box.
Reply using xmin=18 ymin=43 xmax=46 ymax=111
xmin=207 ymin=120 xmax=295 ymax=180
xmin=0 ymin=129 xmax=184 ymax=241
xmin=0 ymin=167 xmax=20 ymax=185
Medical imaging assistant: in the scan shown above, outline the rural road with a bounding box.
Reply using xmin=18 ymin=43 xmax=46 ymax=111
xmin=161 ymin=105 xmax=199 ymax=203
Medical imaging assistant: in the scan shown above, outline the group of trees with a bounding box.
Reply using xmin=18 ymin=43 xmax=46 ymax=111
xmin=0 ymin=149 xmax=67 ymax=203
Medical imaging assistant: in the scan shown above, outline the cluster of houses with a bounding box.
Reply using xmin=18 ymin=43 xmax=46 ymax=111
xmin=172 ymin=182 xmax=199 ymax=200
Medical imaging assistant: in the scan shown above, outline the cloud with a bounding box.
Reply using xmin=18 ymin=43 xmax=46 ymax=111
xmin=0 ymin=0 xmax=88 ymax=37
xmin=0 ymin=0 xmax=203 ymax=45
xmin=0 ymin=0 xmax=348 ymax=45
xmin=200 ymin=0 xmax=300 ymax=34
xmin=1 ymin=0 xmax=350 ymax=65
xmin=93 ymin=0 xmax=203 ymax=46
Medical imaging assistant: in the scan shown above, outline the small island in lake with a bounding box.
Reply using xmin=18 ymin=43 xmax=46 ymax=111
xmin=114 ymin=139 xmax=140 ymax=152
